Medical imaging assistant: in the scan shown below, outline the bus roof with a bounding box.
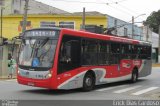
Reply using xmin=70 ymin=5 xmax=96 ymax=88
xmin=25 ymin=27 xmax=151 ymax=46
xmin=61 ymin=28 xmax=151 ymax=46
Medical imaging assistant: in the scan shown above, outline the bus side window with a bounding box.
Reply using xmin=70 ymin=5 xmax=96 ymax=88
xmin=98 ymin=41 xmax=109 ymax=65
xmin=110 ymin=43 xmax=120 ymax=64
xmin=59 ymin=42 xmax=71 ymax=63
xmin=81 ymin=39 xmax=98 ymax=65
xmin=58 ymin=35 xmax=81 ymax=74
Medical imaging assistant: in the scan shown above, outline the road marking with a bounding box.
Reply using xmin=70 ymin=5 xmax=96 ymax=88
xmin=96 ymin=85 xmax=128 ymax=92
xmin=113 ymin=85 xmax=141 ymax=93
xmin=132 ymin=87 xmax=159 ymax=95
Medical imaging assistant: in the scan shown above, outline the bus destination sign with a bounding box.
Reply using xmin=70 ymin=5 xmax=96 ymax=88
xmin=24 ymin=30 xmax=59 ymax=38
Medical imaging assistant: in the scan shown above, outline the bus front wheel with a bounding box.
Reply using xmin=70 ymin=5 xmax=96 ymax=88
xmin=82 ymin=72 xmax=95 ymax=91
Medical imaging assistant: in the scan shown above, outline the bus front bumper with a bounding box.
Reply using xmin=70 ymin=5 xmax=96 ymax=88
xmin=17 ymin=75 xmax=54 ymax=89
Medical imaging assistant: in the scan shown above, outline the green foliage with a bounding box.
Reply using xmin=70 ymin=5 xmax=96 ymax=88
xmin=144 ymin=10 xmax=160 ymax=33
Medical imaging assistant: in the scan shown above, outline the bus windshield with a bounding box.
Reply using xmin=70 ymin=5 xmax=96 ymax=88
xmin=19 ymin=39 xmax=57 ymax=69
xmin=18 ymin=30 xmax=59 ymax=70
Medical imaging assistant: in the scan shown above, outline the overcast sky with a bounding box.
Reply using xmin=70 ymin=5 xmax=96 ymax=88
xmin=36 ymin=0 xmax=160 ymax=25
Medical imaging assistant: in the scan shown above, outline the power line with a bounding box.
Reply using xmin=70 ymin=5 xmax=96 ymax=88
xmin=116 ymin=3 xmax=145 ymax=21
xmin=50 ymin=0 xmax=128 ymax=5
xmin=52 ymin=0 xmax=105 ymax=4
xmin=118 ymin=3 xmax=138 ymax=15
xmin=107 ymin=0 xmax=135 ymax=16
xmin=49 ymin=0 xmax=136 ymax=17
xmin=51 ymin=0 xmax=135 ymax=17
xmin=107 ymin=0 xmax=128 ymax=5
xmin=108 ymin=0 xmax=145 ymax=21
xmin=107 ymin=0 xmax=145 ymax=26
xmin=106 ymin=4 xmax=133 ymax=17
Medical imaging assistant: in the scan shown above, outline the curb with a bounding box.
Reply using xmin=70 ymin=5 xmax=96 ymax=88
xmin=152 ymin=64 xmax=160 ymax=67
xmin=0 ymin=78 xmax=16 ymax=81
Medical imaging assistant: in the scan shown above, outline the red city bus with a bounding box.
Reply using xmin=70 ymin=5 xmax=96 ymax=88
xmin=17 ymin=28 xmax=152 ymax=91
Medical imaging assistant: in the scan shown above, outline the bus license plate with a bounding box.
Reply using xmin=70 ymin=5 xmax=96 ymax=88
xmin=28 ymin=82 xmax=35 ymax=86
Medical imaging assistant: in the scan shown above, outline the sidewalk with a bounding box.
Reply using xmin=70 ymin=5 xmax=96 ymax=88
xmin=0 ymin=76 xmax=16 ymax=81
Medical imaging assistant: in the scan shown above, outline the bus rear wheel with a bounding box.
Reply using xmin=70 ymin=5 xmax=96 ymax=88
xmin=82 ymin=72 xmax=95 ymax=91
xmin=131 ymin=69 xmax=138 ymax=83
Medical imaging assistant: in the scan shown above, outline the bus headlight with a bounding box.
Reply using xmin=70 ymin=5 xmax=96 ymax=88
xmin=46 ymin=73 xmax=52 ymax=78
xmin=18 ymin=70 xmax=20 ymax=74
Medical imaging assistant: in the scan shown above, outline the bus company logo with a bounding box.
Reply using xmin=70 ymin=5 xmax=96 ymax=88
xmin=64 ymin=73 xmax=71 ymax=77
xmin=122 ymin=63 xmax=131 ymax=68
xmin=133 ymin=61 xmax=140 ymax=65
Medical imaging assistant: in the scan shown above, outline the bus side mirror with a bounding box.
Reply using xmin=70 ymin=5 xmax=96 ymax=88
xmin=22 ymin=39 xmax=26 ymax=45
xmin=11 ymin=36 xmax=22 ymax=64
xmin=0 ymin=37 xmax=8 ymax=45
xmin=2 ymin=37 xmax=8 ymax=45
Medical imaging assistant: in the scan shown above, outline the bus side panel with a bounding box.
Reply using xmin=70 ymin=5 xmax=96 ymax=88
xmin=56 ymin=59 xmax=152 ymax=90
xmin=56 ymin=66 xmax=130 ymax=90
xmin=57 ymin=67 xmax=88 ymax=90
xmin=50 ymin=30 xmax=64 ymax=89
xmin=138 ymin=60 xmax=152 ymax=77
xmin=120 ymin=59 xmax=133 ymax=77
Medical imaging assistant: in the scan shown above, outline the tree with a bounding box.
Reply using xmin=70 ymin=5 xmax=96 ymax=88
xmin=144 ymin=10 xmax=160 ymax=33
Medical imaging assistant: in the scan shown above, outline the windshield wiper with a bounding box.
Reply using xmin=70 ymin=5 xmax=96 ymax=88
xmin=37 ymin=38 xmax=49 ymax=49
xmin=34 ymin=38 xmax=50 ymax=57
xmin=38 ymin=43 xmax=52 ymax=62
xmin=29 ymin=38 xmax=50 ymax=59
xmin=30 ymin=39 xmax=38 ymax=58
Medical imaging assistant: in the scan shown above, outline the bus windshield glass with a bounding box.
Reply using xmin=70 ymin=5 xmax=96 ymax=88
xmin=18 ymin=30 xmax=59 ymax=69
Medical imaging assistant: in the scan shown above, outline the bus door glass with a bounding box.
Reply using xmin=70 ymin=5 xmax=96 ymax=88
xmin=120 ymin=44 xmax=132 ymax=75
xmin=109 ymin=42 xmax=121 ymax=77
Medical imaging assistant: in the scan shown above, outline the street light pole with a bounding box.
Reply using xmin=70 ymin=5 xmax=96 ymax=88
xmin=82 ymin=7 xmax=86 ymax=30
xmin=132 ymin=16 xmax=134 ymax=39
xmin=158 ymin=25 xmax=160 ymax=63
xmin=131 ymin=14 xmax=146 ymax=39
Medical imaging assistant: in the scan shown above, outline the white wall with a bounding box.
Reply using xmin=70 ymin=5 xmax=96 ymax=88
xmin=152 ymin=32 xmax=159 ymax=48
xmin=142 ymin=25 xmax=152 ymax=42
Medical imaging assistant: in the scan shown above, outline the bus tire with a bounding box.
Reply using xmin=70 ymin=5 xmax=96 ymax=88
xmin=82 ymin=72 xmax=95 ymax=91
xmin=131 ymin=69 xmax=138 ymax=83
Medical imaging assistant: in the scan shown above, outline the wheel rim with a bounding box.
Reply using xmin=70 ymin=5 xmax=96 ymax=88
xmin=85 ymin=77 xmax=92 ymax=87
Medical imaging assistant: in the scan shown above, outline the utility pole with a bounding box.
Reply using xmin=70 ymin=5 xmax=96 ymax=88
xmin=132 ymin=16 xmax=134 ymax=39
xmin=0 ymin=8 xmax=2 ymax=38
xmin=158 ymin=25 xmax=160 ymax=63
xmin=81 ymin=7 xmax=86 ymax=30
xmin=22 ymin=0 xmax=29 ymax=33
xmin=146 ymin=25 xmax=149 ymax=42
xmin=0 ymin=7 xmax=4 ymax=45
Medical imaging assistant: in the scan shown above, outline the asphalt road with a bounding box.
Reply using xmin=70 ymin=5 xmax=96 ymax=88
xmin=0 ymin=67 xmax=160 ymax=101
